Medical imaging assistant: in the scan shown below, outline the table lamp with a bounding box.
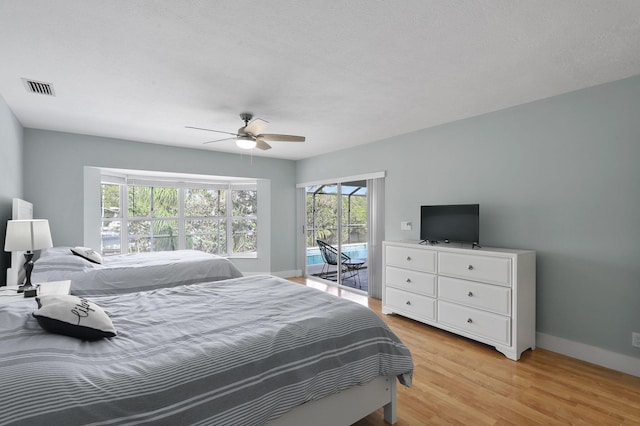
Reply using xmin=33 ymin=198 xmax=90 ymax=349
xmin=4 ymin=219 xmax=53 ymax=295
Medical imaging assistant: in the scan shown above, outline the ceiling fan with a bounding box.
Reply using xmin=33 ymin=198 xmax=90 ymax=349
xmin=186 ymin=113 xmax=305 ymax=151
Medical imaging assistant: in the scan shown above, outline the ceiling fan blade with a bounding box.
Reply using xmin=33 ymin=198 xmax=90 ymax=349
xmin=203 ymin=136 xmax=237 ymax=145
xmin=185 ymin=126 xmax=239 ymax=137
xmin=259 ymin=134 xmax=305 ymax=142
xmin=255 ymin=139 xmax=272 ymax=150
xmin=244 ymin=118 xmax=268 ymax=136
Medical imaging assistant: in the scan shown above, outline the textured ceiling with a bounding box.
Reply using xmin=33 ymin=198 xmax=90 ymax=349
xmin=1 ymin=1 xmax=640 ymax=160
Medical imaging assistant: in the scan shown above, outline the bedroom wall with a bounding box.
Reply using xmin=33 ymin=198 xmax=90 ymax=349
xmin=0 ymin=94 xmax=24 ymax=285
xmin=22 ymin=130 xmax=297 ymax=275
xmin=296 ymin=75 xmax=640 ymax=366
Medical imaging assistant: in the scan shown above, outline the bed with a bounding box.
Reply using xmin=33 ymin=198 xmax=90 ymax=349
xmin=0 ymin=274 xmax=413 ymax=425
xmin=31 ymin=246 xmax=244 ymax=295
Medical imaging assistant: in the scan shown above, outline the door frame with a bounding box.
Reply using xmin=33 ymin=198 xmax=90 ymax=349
xmin=296 ymin=171 xmax=385 ymax=297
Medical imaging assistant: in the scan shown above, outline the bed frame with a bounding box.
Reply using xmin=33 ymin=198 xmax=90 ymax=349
xmin=268 ymin=375 xmax=397 ymax=425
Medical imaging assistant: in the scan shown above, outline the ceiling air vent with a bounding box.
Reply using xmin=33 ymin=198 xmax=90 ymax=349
xmin=22 ymin=78 xmax=55 ymax=96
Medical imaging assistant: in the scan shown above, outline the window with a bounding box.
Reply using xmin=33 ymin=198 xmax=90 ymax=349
xmin=100 ymin=175 xmax=257 ymax=257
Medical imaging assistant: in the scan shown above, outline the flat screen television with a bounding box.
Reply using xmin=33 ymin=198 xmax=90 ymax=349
xmin=420 ymin=204 xmax=479 ymax=245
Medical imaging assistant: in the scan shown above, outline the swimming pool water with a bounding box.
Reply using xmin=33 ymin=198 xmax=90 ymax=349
xmin=306 ymin=244 xmax=368 ymax=265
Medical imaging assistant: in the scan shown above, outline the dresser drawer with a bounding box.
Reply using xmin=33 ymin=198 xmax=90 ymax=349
xmin=386 ymin=266 xmax=436 ymax=297
xmin=386 ymin=245 xmax=436 ymax=273
xmin=438 ymin=276 xmax=511 ymax=315
xmin=438 ymin=301 xmax=511 ymax=345
xmin=385 ymin=287 xmax=436 ymax=322
xmin=438 ymin=252 xmax=512 ymax=286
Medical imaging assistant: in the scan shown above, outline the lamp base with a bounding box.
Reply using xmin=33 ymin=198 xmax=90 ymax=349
xmin=24 ymin=287 xmax=38 ymax=298
xmin=17 ymin=251 xmax=37 ymax=296
xmin=18 ymin=283 xmax=38 ymax=298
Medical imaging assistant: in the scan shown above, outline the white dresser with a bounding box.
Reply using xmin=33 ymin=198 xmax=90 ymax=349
xmin=382 ymin=241 xmax=536 ymax=360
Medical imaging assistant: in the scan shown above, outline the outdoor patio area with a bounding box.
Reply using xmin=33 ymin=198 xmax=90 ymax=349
xmin=304 ymin=179 xmax=368 ymax=292
xmin=306 ymin=262 xmax=368 ymax=292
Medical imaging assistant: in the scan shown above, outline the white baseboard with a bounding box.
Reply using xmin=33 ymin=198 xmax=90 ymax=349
xmin=242 ymin=270 xmax=302 ymax=279
xmin=537 ymin=332 xmax=640 ymax=377
xmin=270 ymin=270 xmax=301 ymax=278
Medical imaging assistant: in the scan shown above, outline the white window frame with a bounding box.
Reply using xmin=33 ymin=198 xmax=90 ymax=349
xmin=100 ymin=172 xmax=258 ymax=258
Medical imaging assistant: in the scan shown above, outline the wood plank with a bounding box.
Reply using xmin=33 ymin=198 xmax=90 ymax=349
xmin=288 ymin=277 xmax=640 ymax=425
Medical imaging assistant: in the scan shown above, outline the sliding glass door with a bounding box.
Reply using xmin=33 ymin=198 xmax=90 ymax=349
xmin=305 ymin=181 xmax=368 ymax=291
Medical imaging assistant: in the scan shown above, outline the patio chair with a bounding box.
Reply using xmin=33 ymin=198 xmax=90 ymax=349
xmin=316 ymin=240 xmax=365 ymax=288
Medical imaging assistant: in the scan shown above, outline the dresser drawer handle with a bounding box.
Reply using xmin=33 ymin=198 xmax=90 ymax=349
xmin=467 ymin=265 xmax=474 ymax=270
xmin=406 ymin=278 xmax=412 ymax=283
xmin=467 ymin=318 xmax=473 ymax=323
xmin=406 ymin=256 xmax=412 ymax=261
xmin=467 ymin=291 xmax=473 ymax=297
xmin=406 ymin=300 xmax=411 ymax=305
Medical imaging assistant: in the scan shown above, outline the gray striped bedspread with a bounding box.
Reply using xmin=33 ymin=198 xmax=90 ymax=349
xmin=0 ymin=275 xmax=413 ymax=425
xmin=32 ymin=248 xmax=244 ymax=296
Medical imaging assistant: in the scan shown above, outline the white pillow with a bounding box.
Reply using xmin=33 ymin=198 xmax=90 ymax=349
xmin=33 ymin=295 xmax=116 ymax=340
xmin=70 ymin=246 xmax=103 ymax=264
xmin=39 ymin=246 xmax=76 ymax=258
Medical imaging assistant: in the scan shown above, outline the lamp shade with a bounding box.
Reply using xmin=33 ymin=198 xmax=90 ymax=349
xmin=236 ymin=135 xmax=257 ymax=149
xmin=4 ymin=219 xmax=53 ymax=252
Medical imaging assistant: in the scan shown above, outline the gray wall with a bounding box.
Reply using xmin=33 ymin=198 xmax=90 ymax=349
xmin=0 ymin=95 xmax=24 ymax=284
xmin=296 ymin=75 xmax=640 ymax=359
xmin=23 ymin=130 xmax=298 ymax=273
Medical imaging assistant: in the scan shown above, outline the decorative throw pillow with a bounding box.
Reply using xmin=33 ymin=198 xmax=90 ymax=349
xmin=70 ymin=246 xmax=103 ymax=264
xmin=33 ymin=295 xmax=116 ymax=340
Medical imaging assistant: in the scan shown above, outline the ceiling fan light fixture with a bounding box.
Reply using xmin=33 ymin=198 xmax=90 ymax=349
xmin=188 ymin=112 xmax=305 ymax=151
xmin=236 ymin=135 xmax=256 ymax=149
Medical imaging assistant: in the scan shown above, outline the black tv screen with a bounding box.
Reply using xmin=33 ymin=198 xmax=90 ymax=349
xmin=420 ymin=204 xmax=479 ymax=244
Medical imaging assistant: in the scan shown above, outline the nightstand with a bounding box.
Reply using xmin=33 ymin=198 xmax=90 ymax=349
xmin=0 ymin=280 xmax=71 ymax=304
xmin=0 ymin=287 xmax=23 ymax=305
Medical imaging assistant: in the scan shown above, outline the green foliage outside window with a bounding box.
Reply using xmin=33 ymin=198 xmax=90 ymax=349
xmin=186 ymin=219 xmax=226 ymax=254
xmin=100 ymin=183 xmax=256 ymax=256
xmin=185 ymin=188 xmax=226 ymax=216
xmin=126 ymin=186 xmax=179 ymax=253
xmin=306 ymin=190 xmax=367 ymax=248
xmin=128 ymin=186 xmax=178 ymax=217
xmin=101 ymin=185 xmax=121 ymax=254
xmin=231 ymin=190 xmax=257 ymax=253
xmin=101 ymin=184 xmax=120 ymax=218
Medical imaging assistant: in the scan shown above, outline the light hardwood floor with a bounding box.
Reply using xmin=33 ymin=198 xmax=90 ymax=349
xmin=288 ymin=277 xmax=640 ymax=425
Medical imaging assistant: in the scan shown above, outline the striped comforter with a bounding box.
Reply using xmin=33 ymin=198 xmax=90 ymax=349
xmin=0 ymin=275 xmax=413 ymax=426
xmin=32 ymin=248 xmax=244 ymax=296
